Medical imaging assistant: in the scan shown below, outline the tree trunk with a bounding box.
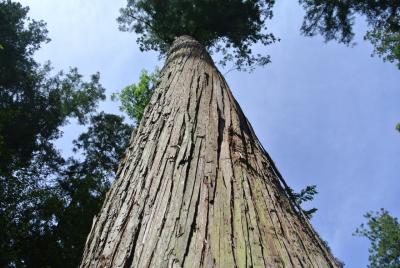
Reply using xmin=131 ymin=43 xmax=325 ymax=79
xmin=81 ymin=36 xmax=340 ymax=268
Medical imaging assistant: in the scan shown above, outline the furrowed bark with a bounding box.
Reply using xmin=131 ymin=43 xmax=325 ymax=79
xmin=80 ymin=36 xmax=341 ymax=268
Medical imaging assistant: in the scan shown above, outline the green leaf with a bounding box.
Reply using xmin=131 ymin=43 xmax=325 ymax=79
xmin=113 ymin=68 xmax=159 ymax=122
xmin=286 ymin=184 xmax=318 ymax=219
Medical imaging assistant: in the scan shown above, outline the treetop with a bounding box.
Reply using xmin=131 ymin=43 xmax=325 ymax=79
xmin=117 ymin=0 xmax=277 ymax=71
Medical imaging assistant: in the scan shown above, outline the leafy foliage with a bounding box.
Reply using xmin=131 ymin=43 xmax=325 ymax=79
xmin=299 ymin=0 xmax=400 ymax=68
xmin=117 ymin=0 xmax=277 ymax=71
xmin=1 ymin=111 xmax=132 ymax=267
xmin=73 ymin=112 xmax=132 ymax=175
xmin=112 ymin=68 xmax=159 ymax=123
xmin=396 ymin=123 xmax=400 ymax=133
xmin=49 ymin=113 xmax=132 ymax=267
xmin=0 ymin=0 xmax=105 ymax=177
xmin=287 ymin=185 xmax=318 ymax=219
xmin=0 ymin=1 xmax=135 ymax=267
xmin=355 ymin=209 xmax=400 ymax=268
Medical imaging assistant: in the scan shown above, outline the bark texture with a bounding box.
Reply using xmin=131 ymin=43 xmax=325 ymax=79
xmin=81 ymin=36 xmax=340 ymax=268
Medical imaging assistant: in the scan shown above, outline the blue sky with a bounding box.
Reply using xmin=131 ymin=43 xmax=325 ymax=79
xmin=19 ymin=1 xmax=400 ymax=267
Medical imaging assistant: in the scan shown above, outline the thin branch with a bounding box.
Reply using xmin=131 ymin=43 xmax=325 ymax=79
xmin=126 ymin=10 xmax=156 ymax=33
xmin=223 ymin=65 xmax=239 ymax=76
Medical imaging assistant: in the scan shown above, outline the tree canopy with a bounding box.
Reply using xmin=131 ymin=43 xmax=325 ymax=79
xmin=117 ymin=0 xmax=277 ymax=71
xmin=299 ymin=0 xmax=400 ymax=68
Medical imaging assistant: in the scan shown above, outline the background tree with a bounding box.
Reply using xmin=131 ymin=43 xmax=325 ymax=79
xmin=6 ymin=112 xmax=132 ymax=267
xmin=112 ymin=68 xmax=159 ymax=123
xmin=46 ymin=113 xmax=132 ymax=267
xmin=117 ymin=0 xmax=277 ymax=71
xmin=0 ymin=0 xmax=105 ymax=176
xmin=354 ymin=209 xmax=400 ymax=268
xmin=299 ymin=0 xmax=400 ymax=68
xmin=0 ymin=1 xmax=136 ymax=266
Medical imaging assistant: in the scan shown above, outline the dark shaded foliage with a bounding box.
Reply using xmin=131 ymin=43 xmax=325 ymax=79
xmin=0 ymin=1 xmax=134 ymax=267
xmin=47 ymin=113 xmax=132 ymax=267
xmin=299 ymin=0 xmax=400 ymax=68
xmin=1 ymin=112 xmax=132 ymax=267
xmin=0 ymin=0 xmax=105 ymax=177
xmin=73 ymin=112 xmax=133 ymax=175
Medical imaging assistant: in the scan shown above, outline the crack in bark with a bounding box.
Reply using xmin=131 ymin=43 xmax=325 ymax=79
xmin=182 ymin=184 xmax=201 ymax=266
xmin=122 ymin=209 xmax=143 ymax=268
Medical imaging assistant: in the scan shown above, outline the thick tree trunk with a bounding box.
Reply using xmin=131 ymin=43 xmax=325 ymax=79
xmin=81 ymin=36 xmax=340 ymax=268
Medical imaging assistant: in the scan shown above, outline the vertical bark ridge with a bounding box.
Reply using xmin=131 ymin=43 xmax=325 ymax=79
xmin=80 ymin=35 xmax=341 ymax=268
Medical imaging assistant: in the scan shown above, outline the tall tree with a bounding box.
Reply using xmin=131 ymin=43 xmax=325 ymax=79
xmin=299 ymin=0 xmax=400 ymax=68
xmin=81 ymin=10 xmax=341 ymax=265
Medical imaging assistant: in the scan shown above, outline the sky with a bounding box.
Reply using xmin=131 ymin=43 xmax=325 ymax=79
xmin=19 ymin=1 xmax=400 ymax=267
